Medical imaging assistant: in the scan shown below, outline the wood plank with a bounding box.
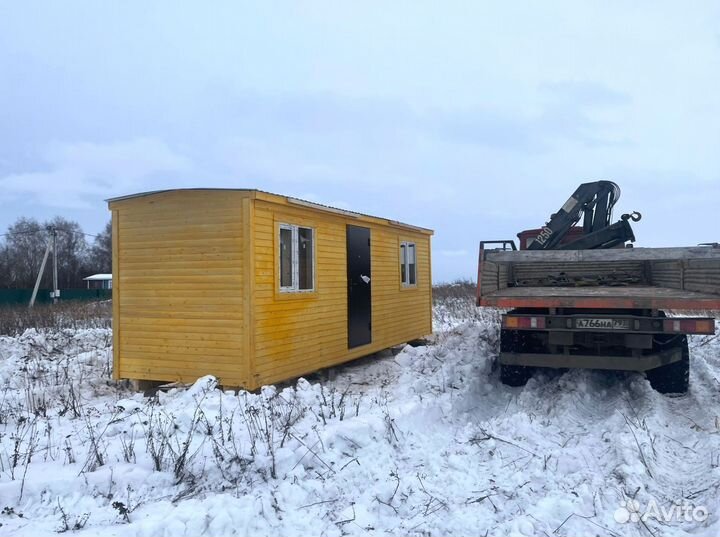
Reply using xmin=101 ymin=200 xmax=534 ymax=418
xmin=255 ymin=322 xmax=345 ymax=337
xmin=121 ymin=327 xmax=241 ymax=338
xmin=480 ymin=285 xmax=720 ymax=310
xmin=121 ymin=265 xmax=242 ymax=280
xmin=243 ymin=196 xmax=255 ymax=390
xmin=121 ymin=283 xmax=244 ymax=292
xmin=486 ymin=286 xmax=717 ymax=299
xmin=119 ymin=276 xmax=241 ymax=285
xmin=120 ymin=288 xmax=243 ymax=297
xmin=121 ymin=343 xmax=241 ymax=357
xmin=120 ymin=335 xmax=243 ymax=350
xmin=119 ymin=260 xmax=241 ymax=270
xmin=119 ymin=211 xmax=241 ymax=227
xmin=120 ymin=238 xmax=241 ymax=249
xmin=121 ymin=318 xmax=240 ymax=332
xmin=112 ymin=210 xmax=120 ymax=380
xmin=121 ymin=308 xmax=243 ymax=320
xmin=119 ymin=361 xmax=242 ymax=375
xmin=487 ymin=246 xmax=720 ymax=263
xmin=121 ymin=300 xmax=243 ymax=308
xmin=120 ymin=250 xmax=241 ymax=260
xmin=254 ymin=331 xmax=429 ymax=380
xmin=119 ymin=218 xmax=241 ymax=231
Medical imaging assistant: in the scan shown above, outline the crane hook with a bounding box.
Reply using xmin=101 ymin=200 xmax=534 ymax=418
xmin=621 ymin=211 xmax=642 ymax=222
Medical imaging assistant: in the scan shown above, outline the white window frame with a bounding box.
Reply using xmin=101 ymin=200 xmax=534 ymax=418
xmin=400 ymin=241 xmax=417 ymax=287
xmin=279 ymin=224 xmax=315 ymax=292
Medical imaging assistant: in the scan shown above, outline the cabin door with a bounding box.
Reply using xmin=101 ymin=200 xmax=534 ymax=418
xmin=346 ymin=225 xmax=372 ymax=348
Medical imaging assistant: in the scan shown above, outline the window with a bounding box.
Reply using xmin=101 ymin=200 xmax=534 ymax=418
xmin=400 ymin=241 xmax=416 ymax=287
xmin=280 ymin=224 xmax=315 ymax=291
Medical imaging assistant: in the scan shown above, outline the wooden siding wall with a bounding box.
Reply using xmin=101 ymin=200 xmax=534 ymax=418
xmin=113 ymin=191 xmax=249 ymax=386
xmin=252 ymin=199 xmax=432 ymax=387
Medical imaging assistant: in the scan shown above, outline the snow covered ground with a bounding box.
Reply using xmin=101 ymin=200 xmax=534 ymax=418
xmin=0 ymin=303 xmax=718 ymax=536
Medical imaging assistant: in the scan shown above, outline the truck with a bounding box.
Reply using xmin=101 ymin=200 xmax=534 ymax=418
xmin=476 ymin=181 xmax=720 ymax=393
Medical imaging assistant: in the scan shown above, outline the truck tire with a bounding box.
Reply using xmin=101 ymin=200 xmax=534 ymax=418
xmin=646 ymin=336 xmax=689 ymax=394
xmin=500 ymin=364 xmax=533 ymax=387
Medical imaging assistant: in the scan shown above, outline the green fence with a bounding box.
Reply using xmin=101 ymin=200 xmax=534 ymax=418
xmin=0 ymin=289 xmax=111 ymax=306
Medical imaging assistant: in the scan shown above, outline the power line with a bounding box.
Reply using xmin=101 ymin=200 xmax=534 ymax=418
xmin=0 ymin=227 xmax=102 ymax=239
xmin=0 ymin=229 xmax=40 ymax=238
xmin=52 ymin=227 xmax=102 ymax=239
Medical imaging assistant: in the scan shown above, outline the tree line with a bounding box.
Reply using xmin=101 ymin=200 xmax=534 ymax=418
xmin=0 ymin=217 xmax=111 ymax=289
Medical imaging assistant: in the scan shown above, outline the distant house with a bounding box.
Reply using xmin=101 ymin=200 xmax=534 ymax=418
xmin=83 ymin=273 xmax=112 ymax=290
xmin=107 ymin=189 xmax=433 ymax=390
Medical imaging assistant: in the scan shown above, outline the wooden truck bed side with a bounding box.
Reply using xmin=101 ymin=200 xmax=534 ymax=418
xmin=477 ymin=245 xmax=720 ymax=311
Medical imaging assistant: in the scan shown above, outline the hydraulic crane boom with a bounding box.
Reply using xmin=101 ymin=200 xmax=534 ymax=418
xmin=527 ymin=180 xmax=641 ymax=250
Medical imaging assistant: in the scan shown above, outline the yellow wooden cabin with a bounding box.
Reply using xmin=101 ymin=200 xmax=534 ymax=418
xmin=108 ymin=189 xmax=433 ymax=390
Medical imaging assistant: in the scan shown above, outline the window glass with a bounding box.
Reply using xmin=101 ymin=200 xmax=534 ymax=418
xmin=298 ymin=227 xmax=313 ymax=290
xmin=408 ymin=243 xmax=416 ymax=285
xmin=280 ymin=227 xmax=293 ymax=288
xmin=400 ymin=241 xmax=417 ymax=287
xmin=279 ymin=224 xmax=315 ymax=292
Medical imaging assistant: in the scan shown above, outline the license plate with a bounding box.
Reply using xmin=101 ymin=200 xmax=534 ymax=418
xmin=575 ymin=318 xmax=631 ymax=330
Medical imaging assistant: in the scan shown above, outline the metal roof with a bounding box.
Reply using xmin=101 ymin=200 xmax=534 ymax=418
xmin=106 ymin=188 xmax=253 ymax=204
xmin=106 ymin=188 xmax=433 ymax=234
xmin=83 ymin=273 xmax=112 ymax=281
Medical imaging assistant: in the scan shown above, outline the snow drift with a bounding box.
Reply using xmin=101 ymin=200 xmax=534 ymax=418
xmin=0 ymin=308 xmax=718 ymax=536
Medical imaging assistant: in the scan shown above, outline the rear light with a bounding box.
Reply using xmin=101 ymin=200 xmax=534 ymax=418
xmin=503 ymin=316 xmax=546 ymax=329
xmin=662 ymin=319 xmax=715 ymax=335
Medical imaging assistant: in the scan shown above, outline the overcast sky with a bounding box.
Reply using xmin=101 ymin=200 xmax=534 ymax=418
xmin=1 ymin=2 xmax=719 ymax=281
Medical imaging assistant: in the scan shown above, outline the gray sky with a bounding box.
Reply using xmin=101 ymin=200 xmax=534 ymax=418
xmin=1 ymin=1 xmax=719 ymax=282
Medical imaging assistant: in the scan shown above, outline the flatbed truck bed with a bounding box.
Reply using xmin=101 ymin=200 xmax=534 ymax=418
xmin=481 ymin=285 xmax=719 ymax=310
xmin=478 ymin=246 xmax=720 ymax=310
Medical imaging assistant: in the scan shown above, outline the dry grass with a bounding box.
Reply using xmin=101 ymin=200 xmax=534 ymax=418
xmin=431 ymin=279 xmax=496 ymax=331
xmin=0 ymin=301 xmax=111 ymax=336
xmin=432 ymin=279 xmax=476 ymax=302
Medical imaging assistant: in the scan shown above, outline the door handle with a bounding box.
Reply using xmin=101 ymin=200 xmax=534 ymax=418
xmin=360 ymin=275 xmax=371 ymax=284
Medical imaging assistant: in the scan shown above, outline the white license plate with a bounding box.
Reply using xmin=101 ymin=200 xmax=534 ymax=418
xmin=576 ymin=318 xmax=631 ymax=330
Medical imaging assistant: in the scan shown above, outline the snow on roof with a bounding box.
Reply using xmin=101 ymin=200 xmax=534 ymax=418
xmin=83 ymin=273 xmax=112 ymax=281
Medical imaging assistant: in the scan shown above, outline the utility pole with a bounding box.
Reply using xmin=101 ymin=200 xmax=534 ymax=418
xmin=51 ymin=226 xmax=59 ymax=304
xmin=29 ymin=241 xmax=52 ymax=308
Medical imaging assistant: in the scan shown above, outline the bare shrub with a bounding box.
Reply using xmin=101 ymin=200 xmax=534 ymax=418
xmin=55 ymin=499 xmax=89 ymax=533
xmin=119 ymin=430 xmax=137 ymax=464
xmin=139 ymin=393 xmax=208 ymax=483
xmin=316 ymin=385 xmax=349 ymax=424
xmin=111 ymin=485 xmax=137 ymax=523
xmin=79 ymin=407 xmax=121 ymax=474
xmin=432 ymin=279 xmax=476 ymax=302
xmin=433 ymin=279 xmax=496 ymax=331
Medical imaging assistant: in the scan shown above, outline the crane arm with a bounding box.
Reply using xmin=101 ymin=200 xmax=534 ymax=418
xmin=527 ymin=180 xmax=640 ymax=250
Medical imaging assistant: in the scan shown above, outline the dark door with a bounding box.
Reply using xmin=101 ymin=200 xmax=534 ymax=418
xmin=346 ymin=225 xmax=371 ymax=348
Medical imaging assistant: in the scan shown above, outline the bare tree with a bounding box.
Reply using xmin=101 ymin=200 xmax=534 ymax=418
xmin=47 ymin=216 xmax=89 ymax=288
xmin=87 ymin=221 xmax=112 ymax=274
xmin=0 ymin=217 xmax=91 ymax=289
xmin=1 ymin=218 xmax=48 ymax=288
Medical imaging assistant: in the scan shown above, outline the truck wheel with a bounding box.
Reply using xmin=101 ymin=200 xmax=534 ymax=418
xmin=646 ymin=336 xmax=689 ymax=394
xmin=500 ymin=364 xmax=533 ymax=387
